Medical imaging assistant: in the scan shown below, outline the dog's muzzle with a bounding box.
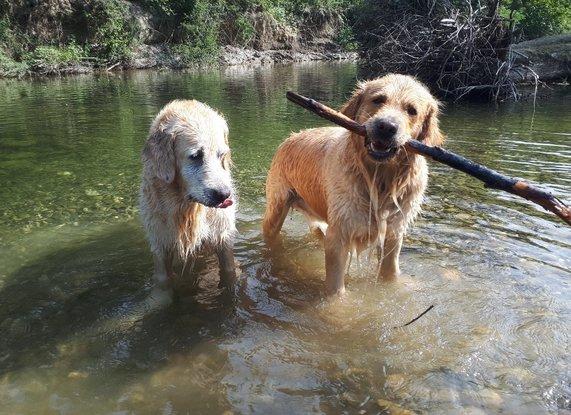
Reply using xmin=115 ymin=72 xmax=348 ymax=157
xmin=187 ymin=188 xmax=234 ymax=208
xmin=365 ymin=118 xmax=400 ymax=161
xmin=207 ymin=188 xmax=234 ymax=209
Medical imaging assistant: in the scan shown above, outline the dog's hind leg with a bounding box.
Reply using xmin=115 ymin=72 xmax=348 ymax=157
xmin=262 ymin=172 xmax=294 ymax=242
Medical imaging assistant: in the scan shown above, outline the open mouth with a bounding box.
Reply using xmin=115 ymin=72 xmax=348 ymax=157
xmin=366 ymin=140 xmax=398 ymax=161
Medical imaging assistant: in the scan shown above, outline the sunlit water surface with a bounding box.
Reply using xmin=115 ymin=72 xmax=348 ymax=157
xmin=0 ymin=64 xmax=569 ymax=414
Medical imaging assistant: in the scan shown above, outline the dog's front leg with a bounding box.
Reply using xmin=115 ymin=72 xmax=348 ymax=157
xmin=378 ymin=231 xmax=403 ymax=280
xmin=324 ymin=227 xmax=348 ymax=296
xmin=153 ymin=249 xmax=174 ymax=289
xmin=216 ymin=241 xmax=236 ymax=288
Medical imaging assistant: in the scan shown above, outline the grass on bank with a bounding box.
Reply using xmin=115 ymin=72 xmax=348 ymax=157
xmin=0 ymin=50 xmax=28 ymax=77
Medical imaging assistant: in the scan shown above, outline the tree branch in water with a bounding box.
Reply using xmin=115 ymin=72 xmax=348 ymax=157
xmin=395 ymin=304 xmax=435 ymax=328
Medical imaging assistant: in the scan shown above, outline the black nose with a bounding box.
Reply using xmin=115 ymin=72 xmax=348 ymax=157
xmin=375 ymin=119 xmax=398 ymax=139
xmin=209 ymin=188 xmax=231 ymax=204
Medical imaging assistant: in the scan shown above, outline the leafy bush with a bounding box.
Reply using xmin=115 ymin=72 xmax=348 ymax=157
xmin=0 ymin=17 xmax=9 ymax=43
xmin=502 ymin=0 xmax=571 ymax=39
xmin=86 ymin=0 xmax=139 ymax=62
xmin=0 ymin=0 xmax=357 ymax=74
xmin=335 ymin=21 xmax=357 ymax=51
xmin=26 ymin=43 xmax=86 ymax=66
xmin=0 ymin=50 xmax=28 ymax=77
xmin=177 ymin=0 xmax=223 ymax=62
xmin=0 ymin=16 xmax=29 ymax=59
xmin=234 ymin=15 xmax=256 ymax=46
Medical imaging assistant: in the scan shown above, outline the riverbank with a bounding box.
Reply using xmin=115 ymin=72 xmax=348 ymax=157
xmin=130 ymin=44 xmax=356 ymax=71
xmin=0 ymin=0 xmax=356 ymax=78
xmin=2 ymin=0 xmax=568 ymax=96
xmin=3 ymin=34 xmax=566 ymax=98
xmin=0 ymin=44 xmax=357 ymax=78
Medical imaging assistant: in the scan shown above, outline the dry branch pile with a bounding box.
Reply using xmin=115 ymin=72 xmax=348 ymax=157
xmin=353 ymin=1 xmax=526 ymax=101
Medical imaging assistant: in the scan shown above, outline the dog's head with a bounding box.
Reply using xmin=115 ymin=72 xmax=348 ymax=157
xmin=142 ymin=100 xmax=234 ymax=208
xmin=341 ymin=74 xmax=444 ymax=162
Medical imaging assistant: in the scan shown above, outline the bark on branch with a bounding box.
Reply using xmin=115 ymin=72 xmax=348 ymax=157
xmin=286 ymin=91 xmax=571 ymax=226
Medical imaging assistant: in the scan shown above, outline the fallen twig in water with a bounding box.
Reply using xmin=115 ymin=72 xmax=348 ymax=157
xmin=106 ymin=62 xmax=121 ymax=71
xmin=286 ymin=91 xmax=571 ymax=226
xmin=395 ymin=304 xmax=435 ymax=328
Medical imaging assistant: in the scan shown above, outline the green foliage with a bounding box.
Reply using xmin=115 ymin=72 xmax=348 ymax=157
xmin=26 ymin=43 xmax=86 ymax=66
xmin=265 ymin=0 xmax=351 ymax=15
xmin=172 ymin=43 xmax=219 ymax=65
xmin=335 ymin=22 xmax=358 ymax=51
xmin=0 ymin=18 xmax=9 ymax=43
xmin=0 ymin=0 xmax=357 ymax=75
xmin=0 ymin=16 xmax=29 ymax=59
xmin=0 ymin=49 xmax=28 ymax=77
xmin=139 ymin=0 xmax=179 ymax=17
xmin=234 ymin=15 xmax=256 ymax=46
xmin=502 ymin=0 xmax=571 ymax=39
xmin=86 ymin=0 xmax=139 ymax=62
xmin=258 ymin=0 xmax=353 ymax=23
xmin=177 ymin=0 xmax=223 ymax=61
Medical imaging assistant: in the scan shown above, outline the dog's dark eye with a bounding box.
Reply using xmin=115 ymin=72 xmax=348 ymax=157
xmin=372 ymin=95 xmax=386 ymax=105
xmin=188 ymin=149 xmax=203 ymax=161
xmin=406 ymin=105 xmax=417 ymax=116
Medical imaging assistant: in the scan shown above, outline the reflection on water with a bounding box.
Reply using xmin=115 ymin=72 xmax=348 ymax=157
xmin=0 ymin=64 xmax=569 ymax=414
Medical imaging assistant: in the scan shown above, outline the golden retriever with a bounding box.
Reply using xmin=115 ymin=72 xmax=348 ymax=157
xmin=140 ymin=100 xmax=236 ymax=291
xmin=263 ymin=74 xmax=444 ymax=295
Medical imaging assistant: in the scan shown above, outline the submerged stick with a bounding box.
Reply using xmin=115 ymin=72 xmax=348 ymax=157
xmin=286 ymin=91 xmax=571 ymax=226
xmin=395 ymin=304 xmax=435 ymax=328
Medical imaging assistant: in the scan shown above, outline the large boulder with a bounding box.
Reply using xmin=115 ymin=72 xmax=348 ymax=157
xmin=510 ymin=34 xmax=571 ymax=82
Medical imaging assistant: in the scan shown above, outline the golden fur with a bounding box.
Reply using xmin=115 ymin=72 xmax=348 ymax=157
xmin=140 ymin=100 xmax=236 ymax=290
xmin=263 ymin=74 xmax=444 ymax=295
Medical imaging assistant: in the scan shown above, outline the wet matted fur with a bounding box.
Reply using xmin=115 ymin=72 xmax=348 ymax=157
xmin=140 ymin=100 xmax=237 ymax=290
xmin=263 ymin=74 xmax=444 ymax=295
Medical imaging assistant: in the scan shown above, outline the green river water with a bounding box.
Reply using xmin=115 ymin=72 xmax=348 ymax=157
xmin=0 ymin=63 xmax=569 ymax=414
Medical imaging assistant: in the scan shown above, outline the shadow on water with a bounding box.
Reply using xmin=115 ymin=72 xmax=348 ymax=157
xmin=0 ymin=221 xmax=243 ymax=413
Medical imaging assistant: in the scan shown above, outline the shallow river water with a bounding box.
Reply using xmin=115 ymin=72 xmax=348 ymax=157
xmin=0 ymin=63 xmax=569 ymax=414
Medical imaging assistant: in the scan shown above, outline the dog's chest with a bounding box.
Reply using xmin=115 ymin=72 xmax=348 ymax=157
xmin=199 ymin=208 xmax=236 ymax=242
xmin=334 ymin=167 xmax=427 ymax=244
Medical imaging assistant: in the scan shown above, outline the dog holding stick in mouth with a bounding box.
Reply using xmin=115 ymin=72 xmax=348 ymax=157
xmin=263 ymin=74 xmax=444 ymax=295
xmin=140 ymin=100 xmax=236 ymax=292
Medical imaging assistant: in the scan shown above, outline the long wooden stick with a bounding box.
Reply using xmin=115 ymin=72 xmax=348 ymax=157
xmin=286 ymin=91 xmax=571 ymax=226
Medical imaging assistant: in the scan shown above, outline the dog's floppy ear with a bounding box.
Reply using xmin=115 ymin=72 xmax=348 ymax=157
xmin=418 ymin=102 xmax=445 ymax=146
xmin=142 ymin=127 xmax=176 ymax=183
xmin=340 ymin=83 xmax=365 ymax=120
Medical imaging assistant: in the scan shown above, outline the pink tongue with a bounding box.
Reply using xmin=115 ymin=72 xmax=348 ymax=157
xmin=217 ymin=198 xmax=233 ymax=208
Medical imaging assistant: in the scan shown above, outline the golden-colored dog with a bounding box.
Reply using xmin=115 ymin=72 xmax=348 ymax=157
xmin=140 ymin=100 xmax=236 ymax=291
xmin=263 ymin=74 xmax=444 ymax=295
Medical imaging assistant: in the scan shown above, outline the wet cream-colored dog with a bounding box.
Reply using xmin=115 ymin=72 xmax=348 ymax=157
xmin=263 ymin=74 xmax=444 ymax=295
xmin=140 ymin=100 xmax=236 ymax=290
